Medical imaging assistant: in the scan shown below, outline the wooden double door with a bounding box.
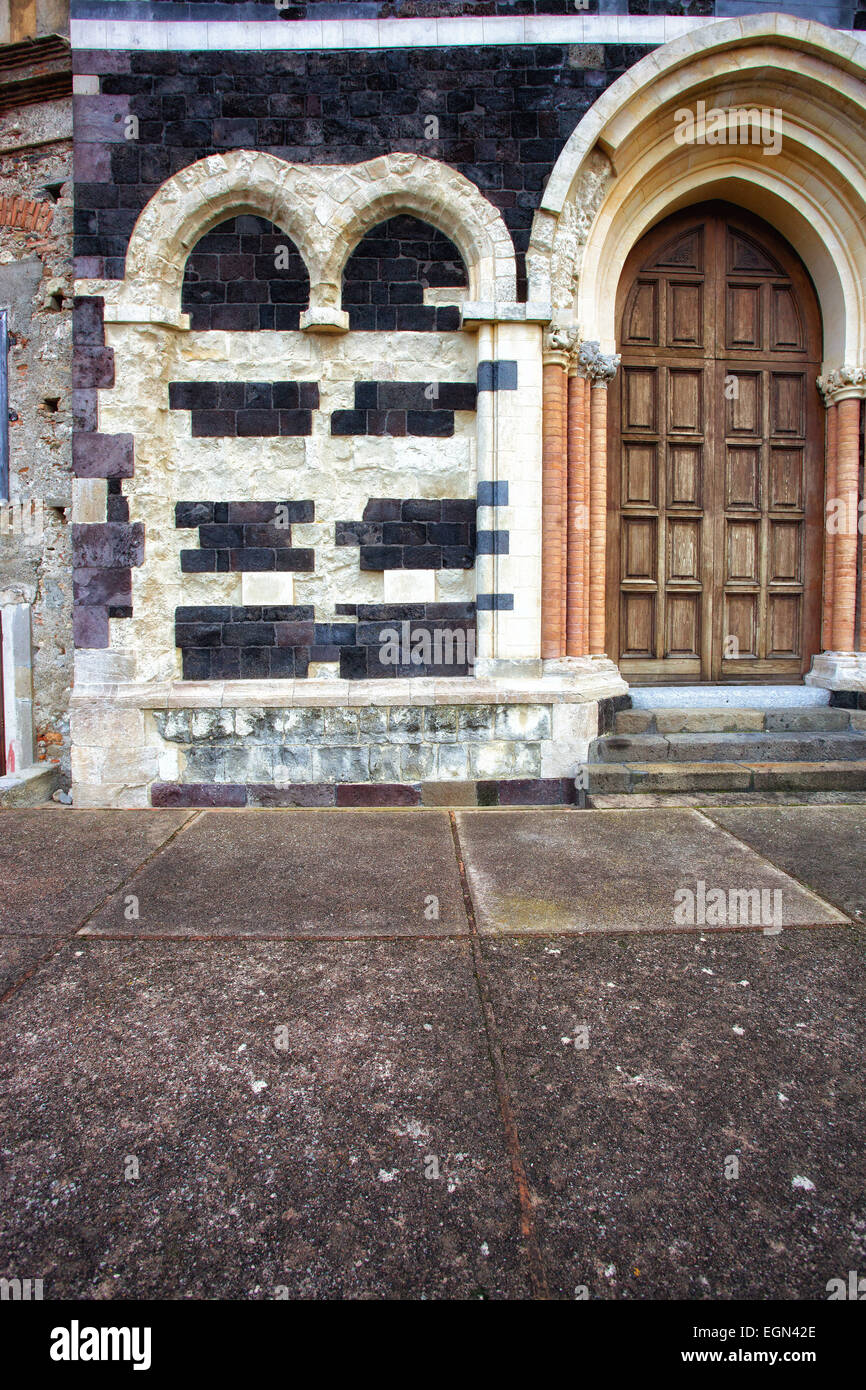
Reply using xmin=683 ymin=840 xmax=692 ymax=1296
xmin=607 ymin=204 xmax=824 ymax=682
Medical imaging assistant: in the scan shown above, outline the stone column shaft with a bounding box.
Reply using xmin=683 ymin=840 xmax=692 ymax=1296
xmin=588 ymin=384 xmax=608 ymax=655
xmin=541 ymin=360 xmax=567 ymax=658
xmin=833 ymin=397 xmax=861 ymax=652
xmin=821 ymin=403 xmax=838 ymax=651
xmin=566 ymin=370 xmax=588 ymax=656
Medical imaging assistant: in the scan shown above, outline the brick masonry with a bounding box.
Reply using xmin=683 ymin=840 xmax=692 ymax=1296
xmin=72 ymin=40 xmax=657 ymax=295
xmin=174 ymin=600 xmax=477 ymax=678
xmin=181 ymin=212 xmax=309 ymax=331
xmin=343 ymin=214 xmax=466 ymax=331
xmin=169 ymin=380 xmax=319 ymax=435
xmin=335 ymin=497 xmax=477 ymax=570
xmin=331 ymin=380 xmax=476 ymax=437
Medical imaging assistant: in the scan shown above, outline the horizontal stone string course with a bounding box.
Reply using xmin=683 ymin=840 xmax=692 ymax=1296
xmin=175 ymin=499 xmax=315 ymax=573
xmin=336 ymin=497 xmax=476 ymax=571
xmin=169 ymin=380 xmax=319 ymax=437
xmin=173 ymin=602 xmax=477 ymax=680
xmin=330 ymin=380 xmax=477 ymax=438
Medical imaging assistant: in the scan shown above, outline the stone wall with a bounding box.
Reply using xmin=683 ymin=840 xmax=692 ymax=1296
xmin=0 ymin=91 xmax=73 ymax=775
xmin=70 ymin=679 xmax=602 ymax=807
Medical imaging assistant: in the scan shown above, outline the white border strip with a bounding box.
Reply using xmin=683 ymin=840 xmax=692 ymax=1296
xmin=71 ymin=14 xmax=719 ymax=52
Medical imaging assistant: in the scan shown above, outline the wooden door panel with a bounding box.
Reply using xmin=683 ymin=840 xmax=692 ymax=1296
xmin=668 ymin=444 xmax=702 ymax=507
xmin=667 ymin=518 xmax=701 ymax=583
xmin=609 ymin=202 xmax=824 ymax=683
xmin=768 ymin=594 xmax=801 ymax=657
xmin=726 ymin=593 xmax=758 ymax=658
xmin=667 ymin=281 xmax=704 ymax=348
xmin=770 ymin=286 xmax=803 ymax=351
xmin=623 ymin=367 xmax=658 ymax=431
xmin=666 ymin=593 xmax=701 ymax=658
xmin=769 ymin=447 xmax=803 ymax=509
xmin=770 ymin=372 xmax=805 ymax=435
xmin=624 ymin=280 xmax=659 ymax=345
xmin=668 ymin=369 xmax=703 ymax=433
xmin=623 ymin=516 xmax=657 ymax=581
xmin=726 ymin=283 xmax=762 ymax=350
xmin=726 ymin=446 xmax=761 ymax=509
xmin=728 ymin=373 xmax=762 ymax=435
xmin=621 ymin=592 xmax=655 ymax=658
xmin=769 ymin=521 xmax=802 ymax=583
xmin=622 ymin=442 xmax=657 ymax=506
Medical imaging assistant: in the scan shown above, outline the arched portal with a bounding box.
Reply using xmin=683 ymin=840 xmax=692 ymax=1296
xmin=607 ymin=202 xmax=824 ymax=684
xmin=532 ymin=16 xmax=866 ymax=685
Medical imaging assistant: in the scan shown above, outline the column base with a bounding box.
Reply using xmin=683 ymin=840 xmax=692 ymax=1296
xmin=542 ymin=654 xmax=628 ymax=691
xmin=805 ymin=650 xmax=866 ymax=692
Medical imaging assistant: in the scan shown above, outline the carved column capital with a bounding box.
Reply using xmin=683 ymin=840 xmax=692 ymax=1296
xmin=543 ymin=322 xmax=581 ymax=368
xmin=578 ymin=339 xmax=621 ymax=387
xmin=817 ymin=365 xmax=866 ymax=405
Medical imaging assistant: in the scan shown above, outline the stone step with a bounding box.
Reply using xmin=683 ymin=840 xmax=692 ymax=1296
xmin=591 ymin=731 xmax=866 ymax=763
xmin=588 ymin=790 xmax=866 ymax=809
xmin=0 ymin=763 xmax=62 ymax=808
xmin=584 ymin=760 xmax=866 ymax=795
xmin=614 ymin=706 xmax=864 ymax=735
xmin=628 ymin=684 xmax=830 ymax=709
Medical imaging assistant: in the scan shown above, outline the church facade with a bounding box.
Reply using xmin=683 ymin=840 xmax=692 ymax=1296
xmin=68 ymin=3 xmax=866 ymax=807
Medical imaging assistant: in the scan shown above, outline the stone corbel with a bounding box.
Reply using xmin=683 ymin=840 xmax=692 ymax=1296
xmin=300 ymin=280 xmax=349 ymax=334
xmin=817 ymin=365 xmax=866 ymax=405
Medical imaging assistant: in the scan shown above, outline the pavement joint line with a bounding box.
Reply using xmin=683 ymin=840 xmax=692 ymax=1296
xmin=72 ymin=932 xmax=469 ymax=943
xmin=448 ymin=809 xmax=549 ymax=1300
xmin=692 ymin=808 xmax=854 ymax=925
xmin=0 ymin=810 xmax=203 ymax=1006
xmin=69 ymin=809 xmax=204 ymax=939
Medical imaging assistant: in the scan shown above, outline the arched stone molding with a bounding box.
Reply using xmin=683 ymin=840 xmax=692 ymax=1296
xmin=530 ymin=16 xmax=866 ymax=679
xmin=79 ymin=150 xmax=517 ymax=331
xmin=528 ymin=16 xmax=866 ymax=369
xmin=318 ymin=152 xmax=517 ymax=309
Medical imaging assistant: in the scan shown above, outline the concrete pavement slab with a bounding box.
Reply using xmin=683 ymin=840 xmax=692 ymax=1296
xmin=0 ymin=938 xmax=525 ymax=1299
xmin=455 ymin=809 xmax=846 ymax=934
xmin=705 ymin=806 xmax=866 ymax=923
xmin=0 ymin=809 xmax=194 ymax=937
xmin=483 ymin=928 xmax=866 ymax=1299
xmin=0 ymin=936 xmax=60 ymax=1000
xmin=81 ymin=810 xmax=467 ymax=938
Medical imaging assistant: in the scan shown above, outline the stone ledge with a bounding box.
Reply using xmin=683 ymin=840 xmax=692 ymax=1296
xmin=0 ymin=763 xmax=62 ymax=808
xmin=71 ymin=663 xmax=626 ymax=711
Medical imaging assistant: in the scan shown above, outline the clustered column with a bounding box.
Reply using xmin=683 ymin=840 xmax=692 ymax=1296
xmin=541 ymin=328 xmax=619 ymax=661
